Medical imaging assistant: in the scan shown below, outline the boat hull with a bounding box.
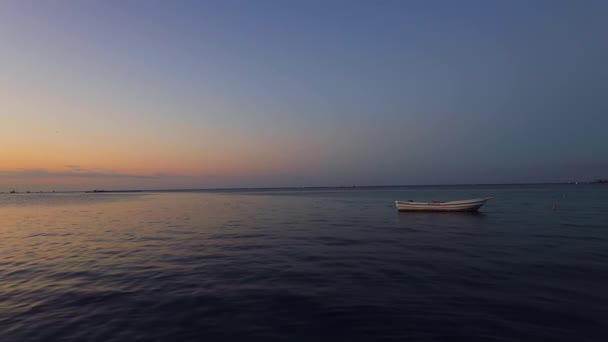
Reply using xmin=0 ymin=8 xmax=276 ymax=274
xmin=395 ymin=198 xmax=492 ymax=212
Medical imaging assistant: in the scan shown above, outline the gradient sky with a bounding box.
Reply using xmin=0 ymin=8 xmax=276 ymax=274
xmin=1 ymin=0 xmax=607 ymax=191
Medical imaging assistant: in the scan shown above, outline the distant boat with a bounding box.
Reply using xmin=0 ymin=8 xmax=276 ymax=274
xmin=9 ymin=190 xmax=16 ymax=194
xmin=395 ymin=197 xmax=492 ymax=212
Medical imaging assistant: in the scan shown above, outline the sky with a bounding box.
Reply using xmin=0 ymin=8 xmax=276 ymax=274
xmin=1 ymin=0 xmax=607 ymax=191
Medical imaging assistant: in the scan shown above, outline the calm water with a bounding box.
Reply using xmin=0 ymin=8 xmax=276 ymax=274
xmin=1 ymin=185 xmax=607 ymax=341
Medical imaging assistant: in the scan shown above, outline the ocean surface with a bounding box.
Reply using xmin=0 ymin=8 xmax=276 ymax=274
xmin=1 ymin=184 xmax=607 ymax=341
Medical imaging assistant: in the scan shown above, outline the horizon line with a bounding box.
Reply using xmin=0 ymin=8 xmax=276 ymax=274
xmin=4 ymin=181 xmax=603 ymax=193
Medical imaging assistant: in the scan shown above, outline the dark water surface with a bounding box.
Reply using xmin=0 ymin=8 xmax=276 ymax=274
xmin=1 ymin=185 xmax=607 ymax=341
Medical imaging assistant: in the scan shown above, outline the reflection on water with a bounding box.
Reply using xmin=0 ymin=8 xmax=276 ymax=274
xmin=396 ymin=210 xmax=485 ymax=220
xmin=0 ymin=185 xmax=607 ymax=341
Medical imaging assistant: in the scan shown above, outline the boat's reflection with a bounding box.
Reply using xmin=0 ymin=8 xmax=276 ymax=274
xmin=396 ymin=210 xmax=486 ymax=225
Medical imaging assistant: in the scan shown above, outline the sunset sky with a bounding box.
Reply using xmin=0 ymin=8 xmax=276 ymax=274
xmin=2 ymin=0 xmax=607 ymax=191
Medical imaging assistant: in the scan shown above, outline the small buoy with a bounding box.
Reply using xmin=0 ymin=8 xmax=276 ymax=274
xmin=552 ymin=203 xmax=557 ymax=212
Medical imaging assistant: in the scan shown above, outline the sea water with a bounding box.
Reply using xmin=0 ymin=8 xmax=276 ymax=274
xmin=1 ymin=184 xmax=607 ymax=341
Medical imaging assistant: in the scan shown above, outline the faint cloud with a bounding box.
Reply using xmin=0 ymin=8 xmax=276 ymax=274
xmin=64 ymin=164 xmax=90 ymax=173
xmin=0 ymin=168 xmax=179 ymax=179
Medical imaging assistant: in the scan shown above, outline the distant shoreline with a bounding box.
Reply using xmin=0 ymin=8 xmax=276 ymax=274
xmin=84 ymin=190 xmax=143 ymax=193
xmin=2 ymin=181 xmax=605 ymax=194
xmin=84 ymin=180 xmax=608 ymax=193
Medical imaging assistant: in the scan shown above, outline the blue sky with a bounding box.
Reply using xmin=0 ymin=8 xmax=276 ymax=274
xmin=1 ymin=0 xmax=607 ymax=190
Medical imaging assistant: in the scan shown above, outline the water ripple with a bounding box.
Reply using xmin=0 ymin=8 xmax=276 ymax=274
xmin=1 ymin=186 xmax=607 ymax=341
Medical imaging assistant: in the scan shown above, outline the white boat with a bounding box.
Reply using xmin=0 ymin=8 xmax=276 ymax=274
xmin=395 ymin=197 xmax=492 ymax=212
